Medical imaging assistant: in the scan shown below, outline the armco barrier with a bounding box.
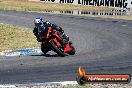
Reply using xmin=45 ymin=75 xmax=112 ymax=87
xmin=43 ymin=9 xmax=132 ymax=15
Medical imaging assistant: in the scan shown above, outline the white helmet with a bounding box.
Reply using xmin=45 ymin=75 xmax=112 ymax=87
xmin=34 ymin=17 xmax=43 ymax=27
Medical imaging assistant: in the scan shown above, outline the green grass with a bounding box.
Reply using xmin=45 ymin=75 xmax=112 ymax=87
xmin=0 ymin=23 xmax=39 ymax=51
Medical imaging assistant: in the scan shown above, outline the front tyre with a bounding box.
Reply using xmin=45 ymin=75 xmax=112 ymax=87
xmin=50 ymin=40 xmax=67 ymax=57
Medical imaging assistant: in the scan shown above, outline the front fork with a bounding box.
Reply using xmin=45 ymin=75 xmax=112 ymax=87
xmin=56 ymin=32 xmax=70 ymax=48
xmin=52 ymin=31 xmax=64 ymax=46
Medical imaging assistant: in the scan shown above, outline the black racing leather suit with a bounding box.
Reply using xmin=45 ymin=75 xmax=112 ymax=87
xmin=33 ymin=21 xmax=69 ymax=45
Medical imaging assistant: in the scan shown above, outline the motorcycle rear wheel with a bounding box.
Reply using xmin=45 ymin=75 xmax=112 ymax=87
xmin=68 ymin=43 xmax=76 ymax=55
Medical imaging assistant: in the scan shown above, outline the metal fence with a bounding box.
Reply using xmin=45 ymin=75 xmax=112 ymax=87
xmin=44 ymin=9 xmax=132 ymax=15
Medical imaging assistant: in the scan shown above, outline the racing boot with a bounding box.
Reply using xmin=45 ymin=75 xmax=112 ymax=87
xmin=62 ymin=33 xmax=69 ymax=42
xmin=61 ymin=33 xmax=69 ymax=48
xmin=57 ymin=31 xmax=69 ymax=48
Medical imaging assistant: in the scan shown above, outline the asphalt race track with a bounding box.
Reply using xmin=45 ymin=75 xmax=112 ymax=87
xmin=0 ymin=10 xmax=132 ymax=84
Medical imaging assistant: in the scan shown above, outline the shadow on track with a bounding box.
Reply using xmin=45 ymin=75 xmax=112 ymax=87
xmin=30 ymin=54 xmax=61 ymax=57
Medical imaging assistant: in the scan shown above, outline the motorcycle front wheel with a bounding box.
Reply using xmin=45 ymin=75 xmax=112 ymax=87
xmin=49 ymin=40 xmax=67 ymax=57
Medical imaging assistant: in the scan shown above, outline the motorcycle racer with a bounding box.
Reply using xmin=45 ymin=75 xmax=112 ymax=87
xmin=33 ymin=17 xmax=69 ymax=46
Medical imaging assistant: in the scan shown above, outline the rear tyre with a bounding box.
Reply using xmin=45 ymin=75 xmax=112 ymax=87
xmin=50 ymin=41 xmax=67 ymax=57
xmin=68 ymin=43 xmax=76 ymax=55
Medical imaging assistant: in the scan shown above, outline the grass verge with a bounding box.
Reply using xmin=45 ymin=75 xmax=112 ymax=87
xmin=0 ymin=0 xmax=122 ymax=12
xmin=0 ymin=23 xmax=39 ymax=51
xmin=0 ymin=0 xmax=131 ymax=20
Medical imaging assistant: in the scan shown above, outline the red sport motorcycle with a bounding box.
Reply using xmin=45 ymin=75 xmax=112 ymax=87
xmin=39 ymin=27 xmax=75 ymax=57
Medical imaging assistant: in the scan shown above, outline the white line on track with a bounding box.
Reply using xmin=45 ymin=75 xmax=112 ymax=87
xmin=0 ymin=80 xmax=132 ymax=87
xmin=32 ymin=81 xmax=78 ymax=85
xmin=0 ymin=81 xmax=77 ymax=88
xmin=0 ymin=85 xmax=16 ymax=88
